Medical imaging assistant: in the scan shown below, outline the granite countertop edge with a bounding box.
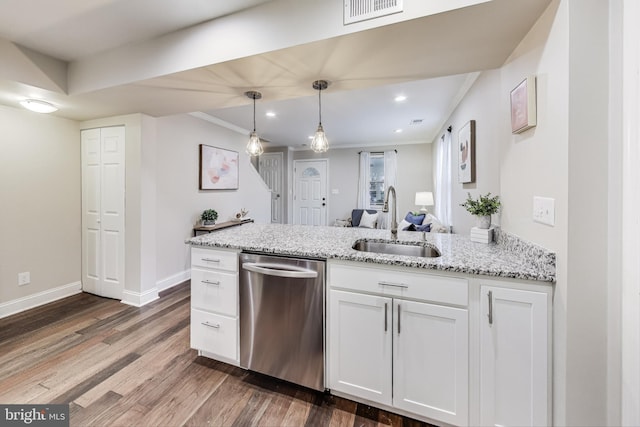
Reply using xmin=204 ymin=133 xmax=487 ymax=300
xmin=187 ymin=223 xmax=556 ymax=283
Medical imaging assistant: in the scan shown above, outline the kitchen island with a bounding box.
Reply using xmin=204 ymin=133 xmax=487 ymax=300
xmin=187 ymin=222 xmax=555 ymax=282
xmin=187 ymin=222 xmax=555 ymax=427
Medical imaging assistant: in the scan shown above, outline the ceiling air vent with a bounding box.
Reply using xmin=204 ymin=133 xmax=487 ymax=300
xmin=344 ymin=0 xmax=403 ymax=25
xmin=409 ymin=119 xmax=423 ymax=125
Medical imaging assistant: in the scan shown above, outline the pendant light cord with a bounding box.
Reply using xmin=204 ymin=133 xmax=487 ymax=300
xmin=252 ymin=95 xmax=257 ymax=132
xmin=318 ymin=87 xmax=322 ymax=126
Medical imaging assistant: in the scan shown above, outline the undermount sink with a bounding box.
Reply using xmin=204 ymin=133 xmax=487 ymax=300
xmin=352 ymin=239 xmax=441 ymax=258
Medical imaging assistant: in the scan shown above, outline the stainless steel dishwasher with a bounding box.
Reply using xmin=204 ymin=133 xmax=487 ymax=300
xmin=239 ymin=252 xmax=325 ymax=391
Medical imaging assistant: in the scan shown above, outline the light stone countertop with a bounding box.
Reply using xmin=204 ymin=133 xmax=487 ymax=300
xmin=187 ymin=222 xmax=556 ymax=283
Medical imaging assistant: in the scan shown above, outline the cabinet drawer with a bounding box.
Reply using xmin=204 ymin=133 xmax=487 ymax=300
xmin=191 ymin=247 xmax=238 ymax=272
xmin=329 ymin=262 xmax=468 ymax=306
xmin=190 ymin=308 xmax=238 ymax=362
xmin=191 ymin=268 xmax=237 ymax=316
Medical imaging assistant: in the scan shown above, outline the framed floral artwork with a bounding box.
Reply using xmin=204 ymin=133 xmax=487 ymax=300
xmin=199 ymin=144 xmax=239 ymax=190
xmin=458 ymin=120 xmax=476 ymax=184
xmin=510 ymin=76 xmax=537 ymax=134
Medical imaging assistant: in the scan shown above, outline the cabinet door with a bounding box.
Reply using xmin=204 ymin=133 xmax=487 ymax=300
xmin=328 ymin=290 xmax=392 ymax=406
xmin=480 ymin=286 xmax=549 ymax=427
xmin=393 ymin=300 xmax=469 ymax=426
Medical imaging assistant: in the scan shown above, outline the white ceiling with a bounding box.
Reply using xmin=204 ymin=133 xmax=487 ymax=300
xmin=0 ymin=0 xmax=552 ymax=149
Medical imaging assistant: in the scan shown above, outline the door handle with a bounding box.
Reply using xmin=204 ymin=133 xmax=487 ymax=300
xmin=384 ymin=303 xmax=388 ymax=332
xmin=242 ymin=262 xmax=318 ymax=279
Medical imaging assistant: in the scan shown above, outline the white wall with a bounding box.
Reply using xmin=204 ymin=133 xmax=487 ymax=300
xmin=436 ymin=1 xmax=612 ymax=424
xmin=293 ymin=143 xmax=433 ymax=225
xmin=0 ymin=105 xmax=81 ymax=308
xmin=433 ymin=70 xmax=502 ymax=235
xmin=155 ymin=114 xmax=271 ymax=288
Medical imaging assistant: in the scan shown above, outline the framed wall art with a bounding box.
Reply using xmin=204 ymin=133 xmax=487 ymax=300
xmin=199 ymin=144 xmax=239 ymax=190
xmin=458 ymin=120 xmax=476 ymax=184
xmin=510 ymin=76 xmax=537 ymax=134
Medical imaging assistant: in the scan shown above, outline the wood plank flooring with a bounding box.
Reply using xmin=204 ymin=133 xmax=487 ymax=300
xmin=0 ymin=282 xmax=434 ymax=427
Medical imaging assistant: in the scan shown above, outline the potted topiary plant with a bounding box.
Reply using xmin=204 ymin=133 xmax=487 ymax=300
xmin=460 ymin=192 xmax=501 ymax=229
xmin=201 ymin=209 xmax=218 ymax=226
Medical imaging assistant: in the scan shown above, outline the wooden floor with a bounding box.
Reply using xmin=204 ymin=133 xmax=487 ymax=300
xmin=0 ymin=282 xmax=434 ymax=427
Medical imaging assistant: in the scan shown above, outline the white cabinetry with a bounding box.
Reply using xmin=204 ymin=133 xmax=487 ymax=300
xmin=329 ymin=290 xmax=392 ymax=405
xmin=328 ymin=261 xmax=469 ymax=426
xmin=479 ymin=285 xmax=551 ymax=427
xmin=190 ymin=246 xmax=240 ymax=365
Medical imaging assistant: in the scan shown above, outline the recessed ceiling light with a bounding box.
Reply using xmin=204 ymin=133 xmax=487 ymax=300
xmin=265 ymin=111 xmax=276 ymax=118
xmin=20 ymin=99 xmax=58 ymax=113
xmin=308 ymin=136 xmax=314 ymax=140
xmin=394 ymin=129 xmax=403 ymax=133
xmin=394 ymin=95 xmax=407 ymax=102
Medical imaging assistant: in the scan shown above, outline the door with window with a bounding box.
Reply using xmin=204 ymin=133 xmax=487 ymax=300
xmin=293 ymin=160 xmax=328 ymax=226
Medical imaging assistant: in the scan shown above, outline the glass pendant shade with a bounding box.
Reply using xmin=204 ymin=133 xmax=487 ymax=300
xmin=246 ymin=131 xmax=264 ymax=156
xmin=244 ymin=90 xmax=263 ymax=157
xmin=311 ymin=124 xmax=329 ymax=153
xmin=311 ymin=80 xmax=329 ymax=153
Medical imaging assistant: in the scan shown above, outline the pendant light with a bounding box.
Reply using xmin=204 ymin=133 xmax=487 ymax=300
xmin=311 ymin=80 xmax=329 ymax=153
xmin=245 ymin=91 xmax=264 ymax=156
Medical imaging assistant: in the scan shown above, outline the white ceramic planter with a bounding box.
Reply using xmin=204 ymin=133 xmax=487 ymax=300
xmin=476 ymin=215 xmax=491 ymax=229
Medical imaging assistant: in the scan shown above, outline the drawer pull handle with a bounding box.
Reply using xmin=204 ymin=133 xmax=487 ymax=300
xmin=201 ymin=258 xmax=221 ymax=263
xmin=398 ymin=303 xmax=402 ymax=334
xmin=202 ymin=279 xmax=220 ymax=286
xmin=202 ymin=321 xmax=220 ymax=329
xmin=379 ymin=281 xmax=409 ymax=289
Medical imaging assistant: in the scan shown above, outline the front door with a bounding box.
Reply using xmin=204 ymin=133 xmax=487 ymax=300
xmin=259 ymin=152 xmax=283 ymax=224
xmin=293 ymin=159 xmax=328 ymax=226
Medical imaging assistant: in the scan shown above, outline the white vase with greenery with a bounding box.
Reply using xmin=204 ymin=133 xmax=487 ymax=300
xmin=460 ymin=193 xmax=501 ymax=230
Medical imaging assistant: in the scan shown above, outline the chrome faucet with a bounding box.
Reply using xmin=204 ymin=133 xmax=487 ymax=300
xmin=382 ymin=185 xmax=398 ymax=239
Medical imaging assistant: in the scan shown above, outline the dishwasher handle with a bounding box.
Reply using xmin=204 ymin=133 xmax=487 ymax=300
xmin=242 ymin=262 xmax=318 ymax=279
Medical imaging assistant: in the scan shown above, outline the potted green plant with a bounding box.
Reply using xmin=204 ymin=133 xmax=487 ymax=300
xmin=460 ymin=192 xmax=501 ymax=229
xmin=201 ymin=209 xmax=218 ymax=226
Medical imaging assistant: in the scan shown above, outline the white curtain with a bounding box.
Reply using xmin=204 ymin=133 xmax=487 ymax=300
xmin=383 ymin=150 xmax=398 ymax=229
xmin=356 ymin=151 xmax=370 ymax=209
xmin=434 ymin=130 xmax=452 ymax=228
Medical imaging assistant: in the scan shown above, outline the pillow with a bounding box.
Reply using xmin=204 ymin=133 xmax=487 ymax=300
xmin=359 ymin=210 xmax=379 ymax=228
xmin=405 ymin=212 xmax=426 ymax=225
xmin=416 ymin=223 xmax=431 ymax=232
xmin=422 ymin=213 xmax=448 ymax=233
xmin=351 ymin=209 xmax=377 ymax=227
xmin=398 ymin=219 xmax=414 ymax=231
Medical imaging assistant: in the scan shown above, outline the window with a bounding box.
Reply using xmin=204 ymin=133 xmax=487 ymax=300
xmin=369 ymin=152 xmax=385 ymax=208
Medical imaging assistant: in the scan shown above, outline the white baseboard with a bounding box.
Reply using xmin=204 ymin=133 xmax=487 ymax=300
xmin=121 ymin=288 xmax=159 ymax=307
xmin=156 ymin=270 xmax=190 ymax=292
xmin=0 ymin=281 xmax=82 ymax=319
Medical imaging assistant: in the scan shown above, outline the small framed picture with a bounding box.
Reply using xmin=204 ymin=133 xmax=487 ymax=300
xmin=458 ymin=120 xmax=476 ymax=184
xmin=199 ymin=144 xmax=239 ymax=190
xmin=510 ymin=76 xmax=537 ymax=134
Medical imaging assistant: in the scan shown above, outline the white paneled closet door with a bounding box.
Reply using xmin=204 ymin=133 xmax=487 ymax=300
xmin=81 ymin=126 xmax=125 ymax=300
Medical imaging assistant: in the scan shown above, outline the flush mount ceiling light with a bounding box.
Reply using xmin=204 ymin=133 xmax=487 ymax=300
xmin=310 ymin=80 xmax=329 ymax=153
xmin=245 ymin=91 xmax=264 ymax=157
xmin=20 ymin=99 xmax=58 ymax=113
xmin=394 ymin=95 xmax=407 ymax=102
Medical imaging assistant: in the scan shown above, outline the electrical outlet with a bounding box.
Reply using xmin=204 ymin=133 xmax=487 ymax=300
xmin=18 ymin=272 xmax=30 ymax=286
xmin=533 ymin=196 xmax=555 ymax=226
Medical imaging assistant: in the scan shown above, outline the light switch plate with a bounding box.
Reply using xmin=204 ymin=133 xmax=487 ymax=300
xmin=533 ymin=196 xmax=555 ymax=226
xmin=331 ymin=189 xmax=339 ymax=195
